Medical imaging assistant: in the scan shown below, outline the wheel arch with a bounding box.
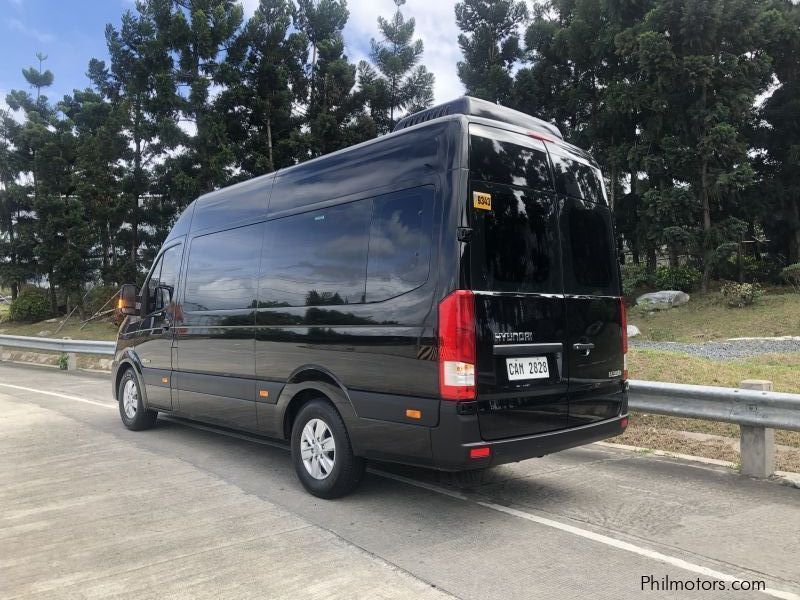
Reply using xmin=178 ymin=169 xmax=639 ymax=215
xmin=278 ymin=366 xmax=358 ymax=445
xmin=113 ymin=351 xmax=150 ymax=409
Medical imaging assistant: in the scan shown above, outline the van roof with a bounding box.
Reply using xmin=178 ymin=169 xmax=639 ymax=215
xmin=394 ymin=96 xmax=563 ymax=140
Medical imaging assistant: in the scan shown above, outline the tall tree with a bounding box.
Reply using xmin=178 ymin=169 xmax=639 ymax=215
xmin=0 ymin=106 xmax=37 ymax=299
xmin=92 ymin=4 xmax=179 ymax=279
xmin=221 ymin=0 xmax=307 ymax=177
xmin=361 ymin=0 xmax=434 ymax=134
xmin=455 ymin=0 xmax=527 ymax=104
xmin=756 ymin=0 xmax=800 ymax=264
xmin=294 ymin=0 xmax=365 ymax=157
xmin=159 ymin=0 xmax=244 ymax=204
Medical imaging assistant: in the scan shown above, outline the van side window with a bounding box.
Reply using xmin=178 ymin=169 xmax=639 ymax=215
xmin=551 ymin=154 xmax=604 ymax=204
xmin=146 ymin=244 xmax=182 ymax=314
xmin=184 ymin=224 xmax=262 ymax=311
xmin=259 ymin=201 xmax=371 ymax=307
xmin=366 ymin=187 xmax=433 ymax=302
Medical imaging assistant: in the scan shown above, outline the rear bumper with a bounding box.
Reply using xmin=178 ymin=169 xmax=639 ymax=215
xmin=430 ymin=403 xmax=627 ymax=471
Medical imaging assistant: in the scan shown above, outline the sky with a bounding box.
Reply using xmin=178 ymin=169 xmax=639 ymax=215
xmin=0 ymin=0 xmax=465 ymax=115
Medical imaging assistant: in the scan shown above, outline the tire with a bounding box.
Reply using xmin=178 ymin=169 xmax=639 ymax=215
xmin=290 ymin=399 xmax=365 ymax=498
xmin=118 ymin=368 xmax=158 ymax=431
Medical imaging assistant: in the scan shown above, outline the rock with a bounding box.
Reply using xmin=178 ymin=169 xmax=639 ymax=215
xmin=636 ymin=290 xmax=690 ymax=309
xmin=627 ymin=324 xmax=641 ymax=338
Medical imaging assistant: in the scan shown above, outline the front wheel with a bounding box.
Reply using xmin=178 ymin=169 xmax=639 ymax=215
xmin=291 ymin=399 xmax=365 ymax=498
xmin=118 ymin=368 xmax=158 ymax=431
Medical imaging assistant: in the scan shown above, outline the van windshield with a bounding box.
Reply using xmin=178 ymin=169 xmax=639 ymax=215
xmin=467 ymin=124 xmax=619 ymax=296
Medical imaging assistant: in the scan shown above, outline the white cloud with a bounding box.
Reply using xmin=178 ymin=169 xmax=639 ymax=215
xmin=343 ymin=0 xmax=464 ymax=104
xmin=7 ymin=17 xmax=55 ymax=44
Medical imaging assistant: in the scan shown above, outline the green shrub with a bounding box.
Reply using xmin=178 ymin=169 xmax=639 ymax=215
xmin=621 ymin=263 xmax=653 ymax=297
xmin=782 ymin=263 xmax=800 ymax=291
xmin=57 ymin=353 xmax=69 ymax=370
xmin=720 ymin=282 xmax=763 ymax=308
xmin=9 ymin=287 xmax=51 ymax=322
xmin=654 ymin=266 xmax=701 ymax=292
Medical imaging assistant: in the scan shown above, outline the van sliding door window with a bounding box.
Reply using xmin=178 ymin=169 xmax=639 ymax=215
xmin=183 ymin=224 xmax=262 ymax=311
xmin=366 ymin=187 xmax=433 ymax=302
xmin=259 ymin=201 xmax=372 ymax=307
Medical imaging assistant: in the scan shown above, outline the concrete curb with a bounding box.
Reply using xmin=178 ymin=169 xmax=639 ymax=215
xmin=594 ymin=441 xmax=800 ymax=488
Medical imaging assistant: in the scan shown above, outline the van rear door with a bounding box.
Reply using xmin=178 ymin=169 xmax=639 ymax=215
xmin=549 ymin=148 xmax=625 ymax=426
xmin=466 ymin=124 xmax=569 ymax=440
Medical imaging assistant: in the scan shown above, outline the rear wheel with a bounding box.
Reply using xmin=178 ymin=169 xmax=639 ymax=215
xmin=118 ymin=368 xmax=158 ymax=431
xmin=291 ymin=399 xmax=365 ymax=498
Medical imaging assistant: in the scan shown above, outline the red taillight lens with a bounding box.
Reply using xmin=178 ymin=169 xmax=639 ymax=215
xmin=620 ymin=297 xmax=628 ymax=380
xmin=438 ymin=290 xmax=476 ymax=401
xmin=470 ymin=446 xmax=491 ymax=459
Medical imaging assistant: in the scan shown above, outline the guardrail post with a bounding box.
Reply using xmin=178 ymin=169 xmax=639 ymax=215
xmin=67 ymin=352 xmax=77 ymax=371
xmin=739 ymin=380 xmax=775 ymax=478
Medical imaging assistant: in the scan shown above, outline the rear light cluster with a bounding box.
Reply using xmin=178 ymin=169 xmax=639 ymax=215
xmin=620 ymin=297 xmax=628 ymax=380
xmin=438 ymin=290 xmax=476 ymax=401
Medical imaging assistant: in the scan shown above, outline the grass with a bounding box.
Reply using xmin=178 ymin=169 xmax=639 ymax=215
xmin=628 ymin=348 xmax=800 ymax=393
xmin=629 ymin=289 xmax=800 ymax=342
xmin=0 ymin=315 xmax=118 ymax=341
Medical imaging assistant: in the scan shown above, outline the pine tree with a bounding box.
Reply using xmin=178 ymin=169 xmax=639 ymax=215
xmin=294 ymin=0 xmax=364 ymax=157
xmin=221 ymin=0 xmax=307 ymax=177
xmin=454 ymin=0 xmax=527 ymax=104
xmin=93 ymin=4 xmax=180 ymax=280
xmin=363 ymin=0 xmax=434 ymax=134
xmin=160 ymin=0 xmax=244 ymax=203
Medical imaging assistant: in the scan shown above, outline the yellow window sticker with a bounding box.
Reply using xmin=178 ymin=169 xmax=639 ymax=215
xmin=473 ymin=191 xmax=492 ymax=211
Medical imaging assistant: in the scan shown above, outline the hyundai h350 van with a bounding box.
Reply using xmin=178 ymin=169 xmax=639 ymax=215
xmin=113 ymin=97 xmax=629 ymax=498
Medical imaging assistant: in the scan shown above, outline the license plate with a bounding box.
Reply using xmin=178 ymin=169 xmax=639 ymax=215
xmin=506 ymin=356 xmax=550 ymax=381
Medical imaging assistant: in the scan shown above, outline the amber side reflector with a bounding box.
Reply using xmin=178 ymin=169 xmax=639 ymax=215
xmin=161 ymin=377 xmax=168 ymax=384
xmin=117 ymin=298 xmax=123 ymax=309
xmin=405 ymin=409 xmax=421 ymax=420
xmin=470 ymin=447 xmax=491 ymax=459
xmin=259 ymin=390 xmax=269 ymax=398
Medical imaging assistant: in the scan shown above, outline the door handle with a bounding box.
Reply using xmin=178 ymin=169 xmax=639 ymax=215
xmin=573 ymin=342 xmax=595 ymax=355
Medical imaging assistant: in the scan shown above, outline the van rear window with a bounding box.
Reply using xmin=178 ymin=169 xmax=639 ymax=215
xmin=469 ymin=182 xmax=560 ymax=293
xmin=551 ymin=153 xmax=605 ymax=204
xmin=561 ymin=200 xmax=620 ymax=296
xmin=469 ymin=125 xmax=552 ymax=191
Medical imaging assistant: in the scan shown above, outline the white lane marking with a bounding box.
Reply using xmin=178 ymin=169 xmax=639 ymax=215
xmin=0 ymin=382 xmax=115 ymax=409
xmin=4 ymin=381 xmax=799 ymax=600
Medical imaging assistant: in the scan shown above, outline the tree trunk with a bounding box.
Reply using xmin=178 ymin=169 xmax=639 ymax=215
xmin=11 ymin=282 xmax=18 ymax=301
xmin=700 ymin=159 xmax=712 ymax=293
xmin=48 ymin=271 xmax=57 ymax=315
xmin=646 ymin=246 xmax=657 ymax=273
xmin=267 ymin=116 xmax=273 ymax=171
xmin=131 ymin=136 xmax=141 ymax=277
xmin=630 ymin=170 xmax=640 ymax=264
xmin=668 ymin=245 xmax=679 ymax=268
xmin=789 ymin=199 xmax=800 ymax=264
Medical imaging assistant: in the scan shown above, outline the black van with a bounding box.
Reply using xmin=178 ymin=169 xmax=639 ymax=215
xmin=113 ymin=97 xmax=628 ymax=498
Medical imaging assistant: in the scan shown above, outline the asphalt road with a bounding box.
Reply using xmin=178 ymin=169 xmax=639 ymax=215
xmin=1 ymin=362 xmax=798 ymax=600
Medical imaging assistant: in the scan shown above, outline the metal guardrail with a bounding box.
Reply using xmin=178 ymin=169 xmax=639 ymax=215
xmin=0 ymin=334 xmax=115 ymax=356
xmin=627 ymin=379 xmax=800 ymax=432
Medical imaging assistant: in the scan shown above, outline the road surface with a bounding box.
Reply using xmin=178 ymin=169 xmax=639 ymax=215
xmin=1 ymin=362 xmax=798 ymax=599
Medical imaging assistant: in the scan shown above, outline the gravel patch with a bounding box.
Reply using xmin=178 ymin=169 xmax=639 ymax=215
xmin=630 ymin=338 xmax=800 ymax=360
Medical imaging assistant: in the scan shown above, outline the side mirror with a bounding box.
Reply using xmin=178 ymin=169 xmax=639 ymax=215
xmin=118 ymin=284 xmax=138 ymax=316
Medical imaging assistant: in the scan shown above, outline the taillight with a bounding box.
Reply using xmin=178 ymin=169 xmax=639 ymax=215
xmin=438 ymin=290 xmax=476 ymax=400
xmin=620 ymin=297 xmax=628 ymax=380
